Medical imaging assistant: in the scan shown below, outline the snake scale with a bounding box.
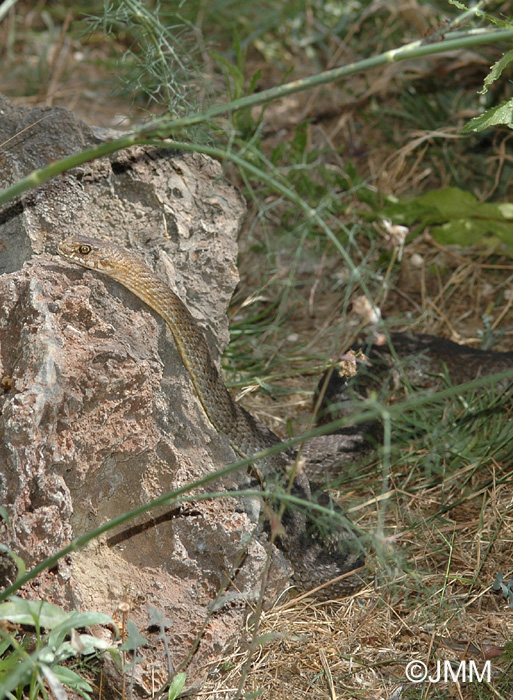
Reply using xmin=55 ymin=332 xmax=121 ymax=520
xmin=58 ymin=235 xmax=365 ymax=596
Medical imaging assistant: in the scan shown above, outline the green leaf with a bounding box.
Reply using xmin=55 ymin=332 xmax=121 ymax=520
xmin=45 ymin=614 xmax=115 ymax=663
xmin=462 ymin=98 xmax=513 ymax=133
xmin=0 ymin=637 xmax=12 ymax=656
xmin=57 ymin=634 xmax=116 ymax=659
xmin=448 ymin=0 xmax=468 ymax=10
xmin=384 ymin=187 xmax=513 ymax=250
xmin=168 ymin=672 xmax=187 ymax=700
xmin=211 ymin=48 xmax=245 ymax=101
xmin=147 ymin=604 xmax=171 ymax=631
xmin=0 ymin=597 xmax=116 ymax=672
xmin=0 ymin=545 xmax=26 ymax=581
xmin=479 ymin=49 xmax=513 ymax=95
xmin=53 ymin=665 xmax=93 ymax=693
xmin=0 ymin=598 xmax=68 ymax=629
xmin=0 ymin=646 xmax=21 ymax=678
xmin=0 ymin=656 xmax=35 ymax=696
xmin=40 ymin=663 xmax=67 ymax=700
xmin=493 ymin=572 xmax=504 ymax=590
xmin=107 ymin=646 xmax=123 ymax=670
xmin=47 ymin=610 xmax=114 ymax=647
xmin=417 ymin=188 xmax=478 ymax=219
xmin=120 ymin=621 xmax=148 ymax=651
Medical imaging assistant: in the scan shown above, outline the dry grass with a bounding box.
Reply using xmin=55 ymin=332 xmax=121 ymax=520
xmin=222 ymin=146 xmax=513 ymax=700
xmin=200 ymin=370 xmax=513 ymax=698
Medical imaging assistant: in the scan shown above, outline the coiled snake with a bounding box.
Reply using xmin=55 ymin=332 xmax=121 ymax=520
xmin=58 ymin=235 xmax=366 ymax=596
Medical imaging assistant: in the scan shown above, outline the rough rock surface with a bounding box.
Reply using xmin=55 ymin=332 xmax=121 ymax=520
xmin=0 ymin=95 xmax=291 ymax=694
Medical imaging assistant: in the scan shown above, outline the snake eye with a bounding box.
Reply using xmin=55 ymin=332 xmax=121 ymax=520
xmin=78 ymin=244 xmax=92 ymax=255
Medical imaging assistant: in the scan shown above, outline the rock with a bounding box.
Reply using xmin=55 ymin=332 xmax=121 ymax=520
xmin=0 ymin=95 xmax=291 ymax=694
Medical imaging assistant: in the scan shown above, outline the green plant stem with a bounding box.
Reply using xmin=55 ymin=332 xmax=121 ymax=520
xmin=0 ymin=415 xmax=364 ymax=602
xmin=153 ymin=138 xmax=366 ymax=282
xmin=2 ymin=367 xmax=512 ymax=602
xmin=146 ymin=28 xmax=513 ymax=133
xmin=0 ymin=28 xmax=512 ymax=207
xmin=0 ymin=0 xmax=20 ymax=23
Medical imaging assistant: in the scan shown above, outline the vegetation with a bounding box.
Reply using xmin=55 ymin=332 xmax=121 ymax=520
xmin=1 ymin=0 xmax=513 ymax=698
xmin=0 ymin=597 xmax=117 ymax=700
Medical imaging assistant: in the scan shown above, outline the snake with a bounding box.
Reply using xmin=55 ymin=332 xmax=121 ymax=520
xmin=57 ymin=235 xmax=366 ymax=596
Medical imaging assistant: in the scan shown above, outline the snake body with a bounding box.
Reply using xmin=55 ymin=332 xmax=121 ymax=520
xmin=58 ymin=235 xmax=278 ymax=462
xmin=58 ymin=235 xmax=365 ymax=596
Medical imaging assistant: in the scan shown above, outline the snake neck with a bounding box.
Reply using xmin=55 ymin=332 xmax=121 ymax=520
xmin=102 ymin=260 xmax=288 ymax=468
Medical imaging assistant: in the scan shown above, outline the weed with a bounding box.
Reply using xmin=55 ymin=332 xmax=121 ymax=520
xmin=0 ymin=597 xmax=119 ymax=700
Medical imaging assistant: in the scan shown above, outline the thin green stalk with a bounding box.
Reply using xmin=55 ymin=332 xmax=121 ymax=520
xmin=2 ymin=367 xmax=511 ymax=601
xmin=145 ymin=137 xmax=375 ymax=312
xmin=0 ymin=29 xmax=512 ymax=207
xmin=0 ymin=413 xmax=367 ymax=602
xmin=145 ymin=28 xmax=513 ymax=133
xmin=0 ymin=0 xmax=20 ymax=22
xmin=0 ymin=132 xmax=154 ymax=205
xmin=376 ymin=407 xmax=392 ymax=538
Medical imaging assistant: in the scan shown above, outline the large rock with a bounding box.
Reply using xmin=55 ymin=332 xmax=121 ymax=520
xmin=0 ymin=95 xmax=291 ymax=694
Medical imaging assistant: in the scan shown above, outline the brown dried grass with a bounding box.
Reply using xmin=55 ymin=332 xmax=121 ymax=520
xmin=226 ymin=181 xmax=513 ymax=700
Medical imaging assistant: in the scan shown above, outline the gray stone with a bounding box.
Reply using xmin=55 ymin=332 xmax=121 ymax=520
xmin=0 ymin=95 xmax=291 ymax=694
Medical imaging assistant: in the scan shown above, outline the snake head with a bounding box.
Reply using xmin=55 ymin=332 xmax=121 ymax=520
xmin=58 ymin=235 xmax=125 ymax=274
